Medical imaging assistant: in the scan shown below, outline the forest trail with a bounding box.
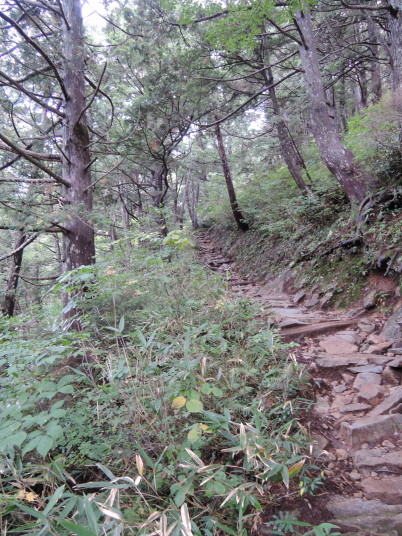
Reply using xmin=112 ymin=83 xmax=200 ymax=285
xmin=196 ymin=232 xmax=402 ymax=536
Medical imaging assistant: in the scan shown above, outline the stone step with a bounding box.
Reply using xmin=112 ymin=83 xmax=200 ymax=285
xmin=353 ymin=447 xmax=402 ymax=474
xmin=360 ymin=475 xmax=402 ymax=505
xmin=327 ymin=496 xmax=402 ymax=535
xmin=281 ymin=319 xmax=358 ymax=339
xmin=341 ymin=413 xmax=402 ymax=448
xmin=315 ymin=353 xmax=394 ymax=368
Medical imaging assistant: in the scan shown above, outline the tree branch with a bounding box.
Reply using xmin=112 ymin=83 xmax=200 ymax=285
xmin=0 ymin=133 xmax=68 ymax=186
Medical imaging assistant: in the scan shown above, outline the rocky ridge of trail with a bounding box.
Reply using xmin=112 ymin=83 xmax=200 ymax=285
xmin=196 ymin=232 xmax=402 ymax=536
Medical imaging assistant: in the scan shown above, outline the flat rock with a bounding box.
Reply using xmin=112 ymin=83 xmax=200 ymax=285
xmin=339 ymin=403 xmax=371 ymax=414
xmin=369 ymin=386 xmax=402 ymax=416
xmin=327 ymin=496 xmax=402 ymax=535
xmin=358 ymin=320 xmax=376 ymax=334
xmin=278 ymin=318 xmax=309 ymax=328
xmin=353 ymin=448 xmax=402 ymax=473
xmin=367 ymin=333 xmax=388 ymax=344
xmin=353 ymin=372 xmax=382 ymax=390
xmin=320 ymin=336 xmax=358 ymax=354
xmin=293 ymin=290 xmax=305 ymax=303
xmin=341 ymin=414 xmax=402 ymax=448
xmin=281 ymin=320 xmax=357 ymax=339
xmin=348 ymin=364 xmax=383 ymax=374
xmin=360 ymin=476 xmax=402 ymax=504
xmin=357 ymin=384 xmax=383 ymax=404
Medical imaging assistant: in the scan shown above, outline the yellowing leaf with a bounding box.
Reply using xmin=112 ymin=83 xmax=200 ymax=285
xmin=172 ymin=396 xmax=186 ymax=409
xmin=135 ymin=454 xmax=144 ymax=476
xmin=16 ymin=491 xmax=39 ymax=502
xmin=187 ymin=426 xmax=202 ymax=442
xmin=289 ymin=459 xmax=305 ymax=478
xmin=199 ymin=424 xmax=211 ymax=433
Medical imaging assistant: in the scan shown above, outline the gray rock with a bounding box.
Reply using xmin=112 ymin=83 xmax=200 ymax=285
xmin=353 ymin=372 xmax=382 ymax=390
xmin=341 ymin=414 xmax=402 ymax=448
xmin=293 ymin=290 xmax=305 ymax=303
xmin=366 ymin=341 xmax=393 ymax=354
xmin=363 ymin=290 xmax=378 ymax=309
xmin=319 ymin=336 xmax=358 ymax=354
xmin=353 ymin=448 xmax=402 ymax=472
xmin=358 ymin=320 xmax=376 ymax=333
xmin=335 ymin=330 xmax=361 ymax=345
xmin=389 ymin=357 xmax=402 ymax=368
xmin=360 ymin=475 xmax=402 ymax=505
xmin=357 ymin=384 xmax=383 ymax=404
xmin=348 ymin=364 xmax=383 ymax=374
xmin=381 ymin=305 xmax=402 ymax=341
xmin=369 ymin=386 xmax=402 ymax=416
xmin=339 ymin=403 xmax=371 ymax=413
xmin=327 ymin=496 xmax=402 ymax=535
xmin=334 ymin=384 xmax=348 ymax=393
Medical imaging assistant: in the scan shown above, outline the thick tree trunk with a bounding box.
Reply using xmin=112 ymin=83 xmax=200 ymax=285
xmin=214 ymin=118 xmax=248 ymax=231
xmin=61 ymin=0 xmax=95 ymax=274
xmin=295 ymin=10 xmax=376 ymax=203
xmin=1 ymin=231 xmax=26 ymax=316
xmin=387 ymin=0 xmax=402 ymax=156
xmin=265 ymin=65 xmax=313 ymax=195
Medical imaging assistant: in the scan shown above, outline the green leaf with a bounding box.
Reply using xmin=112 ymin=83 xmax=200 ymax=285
xmin=36 ymin=434 xmax=54 ymax=457
xmin=43 ymin=485 xmax=65 ymax=515
xmin=118 ymin=315 xmax=125 ymax=333
xmin=186 ymin=399 xmax=203 ymax=413
xmin=211 ymin=387 xmax=223 ymax=397
xmin=201 ymin=383 xmax=212 ymax=395
xmin=58 ymin=520 xmax=97 ymax=536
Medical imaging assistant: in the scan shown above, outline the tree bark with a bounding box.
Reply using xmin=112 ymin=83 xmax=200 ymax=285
xmin=61 ymin=0 xmax=95 ymax=273
xmin=214 ymin=118 xmax=249 ymax=231
xmin=367 ymin=16 xmax=382 ymax=103
xmin=387 ymin=0 xmax=402 ymax=156
xmin=265 ymin=65 xmax=313 ymax=195
xmin=295 ymin=10 xmax=376 ymax=203
xmin=1 ymin=231 xmax=26 ymax=316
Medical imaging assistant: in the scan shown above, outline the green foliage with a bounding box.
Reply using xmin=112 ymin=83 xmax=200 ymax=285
xmin=0 ymin=235 xmax=326 ymax=534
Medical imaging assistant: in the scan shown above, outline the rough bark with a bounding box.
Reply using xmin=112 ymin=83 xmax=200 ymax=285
xmin=265 ymin=65 xmax=313 ymax=195
xmin=214 ymin=118 xmax=249 ymax=232
xmin=295 ymin=10 xmax=376 ymax=203
xmin=367 ymin=16 xmax=382 ymax=103
xmin=61 ymin=0 xmax=95 ymax=273
xmin=387 ymin=0 xmax=402 ymax=156
xmin=1 ymin=231 xmax=26 ymax=316
xmin=150 ymin=167 xmax=168 ymax=236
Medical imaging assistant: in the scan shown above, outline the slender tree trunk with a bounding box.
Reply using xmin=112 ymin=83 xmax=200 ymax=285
xmin=61 ymin=0 xmax=95 ymax=272
xmin=265 ymin=65 xmax=313 ymax=195
xmin=1 ymin=231 xmax=26 ymax=316
xmin=339 ymin=73 xmax=349 ymax=132
xmin=214 ymin=117 xmax=248 ymax=231
xmin=186 ymin=178 xmax=200 ymax=230
xmin=367 ymin=16 xmax=382 ymax=103
xmin=387 ymin=0 xmax=402 ymax=157
xmin=295 ymin=10 xmax=376 ymax=203
xmin=150 ymin=168 xmax=168 ymax=236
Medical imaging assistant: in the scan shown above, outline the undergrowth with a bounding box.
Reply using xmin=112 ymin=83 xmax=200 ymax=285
xmin=0 ymin=231 xmax=334 ymax=535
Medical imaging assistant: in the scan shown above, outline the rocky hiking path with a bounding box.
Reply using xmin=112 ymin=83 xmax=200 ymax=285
xmin=196 ymin=232 xmax=402 ymax=536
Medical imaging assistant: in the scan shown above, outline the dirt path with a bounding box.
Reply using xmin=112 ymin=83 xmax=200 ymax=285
xmin=196 ymin=232 xmax=402 ymax=536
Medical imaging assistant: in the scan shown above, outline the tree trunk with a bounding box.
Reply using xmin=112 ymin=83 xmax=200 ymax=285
xmin=214 ymin=118 xmax=249 ymax=231
xmin=367 ymin=16 xmax=382 ymax=103
xmin=295 ymin=10 xmax=376 ymax=203
xmin=265 ymin=65 xmax=313 ymax=195
xmin=1 ymin=231 xmax=26 ymax=317
xmin=61 ymin=0 xmax=95 ymax=274
xmin=186 ymin=178 xmax=200 ymax=230
xmin=387 ymin=0 xmax=402 ymax=157
xmin=150 ymin=168 xmax=168 ymax=236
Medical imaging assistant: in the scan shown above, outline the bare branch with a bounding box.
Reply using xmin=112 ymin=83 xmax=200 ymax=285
xmin=0 ymin=233 xmax=39 ymax=262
